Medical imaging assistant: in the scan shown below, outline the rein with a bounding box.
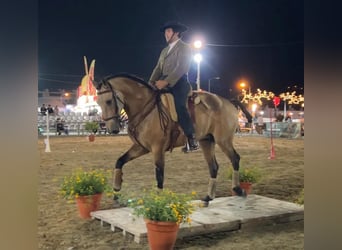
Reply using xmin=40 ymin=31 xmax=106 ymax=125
xmin=127 ymin=92 xmax=157 ymax=136
xmin=127 ymin=91 xmax=171 ymax=151
xmin=127 ymin=91 xmax=170 ymax=136
xmin=155 ymin=92 xmax=170 ymax=135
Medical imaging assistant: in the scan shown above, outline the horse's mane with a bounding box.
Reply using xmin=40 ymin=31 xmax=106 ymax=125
xmin=103 ymin=73 xmax=153 ymax=90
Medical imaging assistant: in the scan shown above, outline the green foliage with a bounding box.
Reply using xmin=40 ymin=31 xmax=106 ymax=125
xmin=227 ymin=166 xmax=261 ymax=183
xmin=59 ymin=168 xmax=113 ymax=201
xmin=85 ymin=121 xmax=99 ymax=134
xmin=128 ymin=188 xmax=198 ymax=225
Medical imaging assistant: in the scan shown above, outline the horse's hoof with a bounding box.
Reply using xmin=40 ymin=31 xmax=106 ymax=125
xmin=241 ymin=189 xmax=247 ymax=197
xmin=112 ymin=194 xmax=122 ymax=208
xmin=201 ymin=200 xmax=209 ymax=207
xmin=232 ymin=186 xmax=247 ymax=197
xmin=201 ymin=195 xmax=213 ymax=207
xmin=112 ymin=199 xmax=121 ymax=208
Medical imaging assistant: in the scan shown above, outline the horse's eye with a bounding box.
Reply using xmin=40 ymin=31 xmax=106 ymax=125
xmin=106 ymin=100 xmax=112 ymax=105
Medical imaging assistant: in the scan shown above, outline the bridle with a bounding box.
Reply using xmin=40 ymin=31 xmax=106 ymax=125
xmin=96 ymin=81 xmax=123 ymax=122
xmin=95 ymin=77 xmax=169 ymax=150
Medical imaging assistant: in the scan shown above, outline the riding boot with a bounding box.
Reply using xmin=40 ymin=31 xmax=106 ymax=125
xmin=182 ymin=134 xmax=199 ymax=152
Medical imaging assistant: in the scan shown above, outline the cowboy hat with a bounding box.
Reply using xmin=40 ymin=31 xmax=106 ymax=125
xmin=159 ymin=21 xmax=188 ymax=33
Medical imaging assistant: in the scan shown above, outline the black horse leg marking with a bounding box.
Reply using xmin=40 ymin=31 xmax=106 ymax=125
xmin=231 ymin=148 xmax=240 ymax=171
xmin=153 ymin=150 xmax=165 ymax=189
xmin=155 ymin=167 xmax=164 ymax=189
xmin=115 ymin=154 xmax=129 ymax=169
xmin=230 ymin=148 xmax=246 ymax=196
xmin=113 ymin=144 xmax=148 ymax=192
xmin=210 ymin=157 xmax=219 ymax=177
xmin=199 ymin=135 xmax=218 ymax=177
xmin=115 ymin=143 xmax=149 ymax=169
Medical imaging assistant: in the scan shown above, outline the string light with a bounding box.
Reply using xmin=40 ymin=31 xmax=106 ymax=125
xmin=240 ymin=89 xmax=304 ymax=106
xmin=240 ymin=88 xmax=275 ymax=105
xmin=279 ymin=91 xmax=304 ymax=105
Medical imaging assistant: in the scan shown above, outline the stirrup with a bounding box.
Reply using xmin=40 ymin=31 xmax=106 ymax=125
xmin=181 ymin=142 xmax=199 ymax=153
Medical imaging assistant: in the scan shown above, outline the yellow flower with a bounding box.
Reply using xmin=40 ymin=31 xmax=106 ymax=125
xmin=128 ymin=188 xmax=197 ymax=225
xmin=59 ymin=168 xmax=112 ymax=201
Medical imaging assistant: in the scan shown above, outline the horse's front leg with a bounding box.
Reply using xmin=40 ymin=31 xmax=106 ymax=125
xmin=113 ymin=143 xmax=149 ymax=191
xmin=152 ymin=149 xmax=165 ymax=189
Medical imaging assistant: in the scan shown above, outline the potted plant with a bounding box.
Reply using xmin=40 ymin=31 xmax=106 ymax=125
xmin=59 ymin=168 xmax=113 ymax=219
xmin=227 ymin=166 xmax=261 ymax=195
xmin=128 ymin=188 xmax=197 ymax=250
xmin=84 ymin=121 xmax=99 ymax=142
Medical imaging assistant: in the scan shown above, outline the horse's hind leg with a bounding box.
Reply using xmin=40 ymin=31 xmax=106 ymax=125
xmin=151 ymin=148 xmax=165 ymax=190
xmin=217 ymin=140 xmax=246 ymax=197
xmin=199 ymin=135 xmax=219 ymax=206
xmin=113 ymin=143 xmax=149 ymax=191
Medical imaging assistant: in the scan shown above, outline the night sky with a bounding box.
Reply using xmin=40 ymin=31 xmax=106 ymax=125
xmin=38 ymin=0 xmax=303 ymax=98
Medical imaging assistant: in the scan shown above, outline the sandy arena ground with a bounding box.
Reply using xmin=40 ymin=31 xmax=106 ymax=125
xmin=38 ymin=134 xmax=304 ymax=250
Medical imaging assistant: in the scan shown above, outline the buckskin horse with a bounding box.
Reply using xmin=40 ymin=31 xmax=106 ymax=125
xmin=94 ymin=73 xmax=252 ymax=206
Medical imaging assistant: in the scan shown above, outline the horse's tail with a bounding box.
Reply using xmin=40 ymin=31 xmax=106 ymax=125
xmin=229 ymin=99 xmax=253 ymax=123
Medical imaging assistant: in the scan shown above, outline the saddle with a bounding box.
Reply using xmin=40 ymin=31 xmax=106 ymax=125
xmin=160 ymin=92 xmax=202 ymax=122
xmin=159 ymin=91 xmax=206 ymax=152
xmin=160 ymin=94 xmax=178 ymax=122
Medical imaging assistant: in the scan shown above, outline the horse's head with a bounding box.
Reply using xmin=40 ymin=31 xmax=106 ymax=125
xmin=94 ymin=79 xmax=123 ymax=134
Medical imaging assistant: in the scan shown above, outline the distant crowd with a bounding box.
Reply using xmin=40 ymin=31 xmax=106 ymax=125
xmin=40 ymin=104 xmax=59 ymax=116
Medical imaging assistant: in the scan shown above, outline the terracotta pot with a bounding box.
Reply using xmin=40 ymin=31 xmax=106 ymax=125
xmin=232 ymin=182 xmax=253 ymax=196
xmin=240 ymin=182 xmax=252 ymax=194
xmin=144 ymin=219 xmax=179 ymax=250
xmin=88 ymin=134 xmax=95 ymax=142
xmin=75 ymin=193 xmax=102 ymax=219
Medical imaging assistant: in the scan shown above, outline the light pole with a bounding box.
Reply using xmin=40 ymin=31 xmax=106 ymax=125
xmin=193 ymin=40 xmax=203 ymax=90
xmin=193 ymin=40 xmax=202 ymax=49
xmin=194 ymin=53 xmax=202 ymax=90
xmin=239 ymin=82 xmax=251 ymax=94
xmin=208 ymin=77 xmax=220 ymax=93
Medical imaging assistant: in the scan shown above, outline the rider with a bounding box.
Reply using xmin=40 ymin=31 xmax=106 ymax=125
xmin=149 ymin=20 xmax=199 ymax=151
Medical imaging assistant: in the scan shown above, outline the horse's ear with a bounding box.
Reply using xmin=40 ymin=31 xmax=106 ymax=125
xmin=93 ymin=79 xmax=102 ymax=90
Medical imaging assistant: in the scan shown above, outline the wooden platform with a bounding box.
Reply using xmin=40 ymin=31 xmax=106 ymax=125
xmin=90 ymin=195 xmax=304 ymax=244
